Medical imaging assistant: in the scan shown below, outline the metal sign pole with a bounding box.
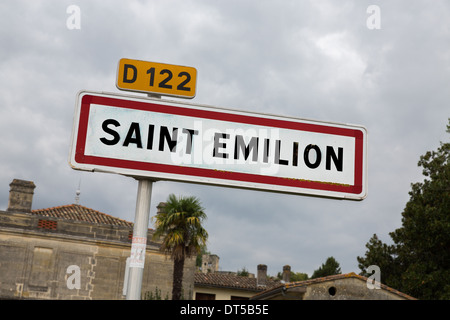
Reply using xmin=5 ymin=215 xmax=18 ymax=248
xmin=126 ymin=178 xmax=154 ymax=300
xmin=126 ymin=93 xmax=160 ymax=300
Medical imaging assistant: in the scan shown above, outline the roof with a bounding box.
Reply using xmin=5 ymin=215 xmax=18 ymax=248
xmin=251 ymin=272 xmax=417 ymax=300
xmin=195 ymin=272 xmax=280 ymax=292
xmin=31 ymin=204 xmax=134 ymax=228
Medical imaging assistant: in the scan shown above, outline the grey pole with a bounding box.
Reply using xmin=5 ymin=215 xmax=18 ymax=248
xmin=126 ymin=93 xmax=160 ymax=300
xmin=126 ymin=178 xmax=153 ymax=300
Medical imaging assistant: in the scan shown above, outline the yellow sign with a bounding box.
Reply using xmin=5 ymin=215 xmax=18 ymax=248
xmin=116 ymin=58 xmax=197 ymax=99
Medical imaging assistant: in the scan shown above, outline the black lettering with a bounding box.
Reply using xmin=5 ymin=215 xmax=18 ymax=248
xmin=182 ymin=128 xmax=198 ymax=155
xmin=99 ymin=119 xmax=120 ymax=146
xmin=123 ymin=64 xmax=137 ymax=83
xmin=147 ymin=67 xmax=155 ymax=86
xmin=292 ymin=142 xmax=299 ymax=166
xmin=275 ymin=140 xmax=289 ymax=165
xmin=159 ymin=69 xmax=173 ymax=89
xmin=326 ymin=146 xmax=343 ymax=171
xmin=159 ymin=126 xmax=178 ymax=152
xmin=177 ymin=72 xmax=191 ymax=91
xmin=234 ymin=135 xmax=258 ymax=161
xmin=213 ymin=132 xmax=229 ymax=159
xmin=263 ymin=138 xmax=270 ymax=163
xmin=304 ymin=144 xmax=321 ymax=169
xmin=123 ymin=122 xmax=142 ymax=148
xmin=146 ymin=124 xmax=155 ymax=150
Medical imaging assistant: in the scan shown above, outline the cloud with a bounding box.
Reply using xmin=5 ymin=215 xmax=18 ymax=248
xmin=0 ymin=0 xmax=449 ymax=279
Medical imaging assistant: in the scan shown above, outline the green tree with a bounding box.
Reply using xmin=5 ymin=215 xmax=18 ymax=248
xmin=276 ymin=271 xmax=309 ymax=282
xmin=152 ymin=194 xmax=208 ymax=300
xmin=290 ymin=272 xmax=309 ymax=282
xmin=311 ymin=257 xmax=341 ymax=279
xmin=358 ymin=120 xmax=450 ymax=299
xmin=390 ymin=120 xmax=450 ymax=299
xmin=357 ymin=234 xmax=402 ymax=290
xmin=237 ymin=267 xmax=249 ymax=277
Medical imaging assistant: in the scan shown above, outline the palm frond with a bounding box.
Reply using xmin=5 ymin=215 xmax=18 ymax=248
xmin=152 ymin=194 xmax=208 ymax=260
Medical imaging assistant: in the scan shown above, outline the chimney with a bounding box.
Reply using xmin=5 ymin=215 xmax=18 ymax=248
xmin=156 ymin=202 xmax=166 ymax=215
xmin=282 ymin=265 xmax=291 ymax=283
xmin=202 ymin=254 xmax=220 ymax=274
xmin=7 ymin=179 xmax=36 ymax=213
xmin=257 ymin=264 xmax=267 ymax=287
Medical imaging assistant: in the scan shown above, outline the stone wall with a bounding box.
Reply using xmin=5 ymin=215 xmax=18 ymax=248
xmin=303 ymin=277 xmax=406 ymax=300
xmin=0 ymin=210 xmax=195 ymax=300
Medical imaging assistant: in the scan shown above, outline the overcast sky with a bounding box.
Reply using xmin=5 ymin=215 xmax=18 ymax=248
xmin=1 ymin=1 xmax=448 ymax=278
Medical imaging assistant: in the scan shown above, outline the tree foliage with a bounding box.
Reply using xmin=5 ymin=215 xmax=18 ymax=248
xmin=357 ymin=234 xmax=402 ymax=290
xmin=152 ymin=194 xmax=208 ymax=300
xmin=290 ymin=272 xmax=309 ymax=282
xmin=311 ymin=256 xmax=341 ymax=279
xmin=358 ymin=120 xmax=450 ymax=299
xmin=276 ymin=271 xmax=309 ymax=282
xmin=237 ymin=267 xmax=250 ymax=277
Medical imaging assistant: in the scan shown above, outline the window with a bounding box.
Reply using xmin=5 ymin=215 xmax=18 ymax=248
xmin=195 ymin=292 xmax=215 ymax=300
xmin=29 ymin=247 xmax=53 ymax=287
xmin=231 ymin=296 xmax=250 ymax=300
xmin=328 ymin=286 xmax=337 ymax=296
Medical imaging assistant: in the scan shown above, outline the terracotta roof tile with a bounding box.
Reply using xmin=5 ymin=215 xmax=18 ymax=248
xmin=252 ymin=272 xmax=417 ymax=300
xmin=195 ymin=272 xmax=280 ymax=292
xmin=31 ymin=204 xmax=134 ymax=228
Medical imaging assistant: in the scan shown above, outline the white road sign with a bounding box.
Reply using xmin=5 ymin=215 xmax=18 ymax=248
xmin=69 ymin=91 xmax=367 ymax=200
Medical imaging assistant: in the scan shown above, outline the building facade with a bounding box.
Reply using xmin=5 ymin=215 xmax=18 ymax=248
xmin=0 ymin=179 xmax=195 ymax=300
xmin=194 ymin=260 xmax=283 ymax=300
xmin=251 ymin=273 xmax=416 ymax=300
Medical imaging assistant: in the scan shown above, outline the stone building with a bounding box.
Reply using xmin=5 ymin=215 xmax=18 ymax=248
xmin=194 ymin=263 xmax=282 ymax=300
xmin=193 ymin=255 xmax=416 ymax=300
xmin=200 ymin=254 xmax=220 ymax=274
xmin=0 ymin=179 xmax=195 ymax=300
xmin=250 ymin=272 xmax=416 ymax=300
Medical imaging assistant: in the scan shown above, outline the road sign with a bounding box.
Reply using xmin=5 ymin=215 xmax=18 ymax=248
xmin=116 ymin=58 xmax=197 ymax=99
xmin=69 ymin=91 xmax=367 ymax=200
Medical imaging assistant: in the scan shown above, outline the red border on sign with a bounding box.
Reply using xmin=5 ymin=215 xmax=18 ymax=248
xmin=74 ymin=94 xmax=365 ymax=195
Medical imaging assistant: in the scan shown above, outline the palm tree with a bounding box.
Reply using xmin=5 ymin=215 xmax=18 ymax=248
xmin=152 ymin=194 xmax=208 ymax=300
